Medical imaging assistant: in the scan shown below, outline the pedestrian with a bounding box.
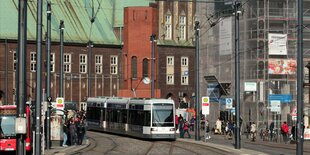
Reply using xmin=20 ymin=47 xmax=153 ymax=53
xmin=205 ymin=120 xmax=211 ymax=140
xmin=175 ymin=115 xmax=179 ymax=131
xmin=179 ymin=117 xmax=185 ymax=138
xmin=291 ymin=125 xmax=296 ymax=141
xmin=62 ymin=121 xmax=69 ymax=147
xmin=0 ymin=90 xmax=4 ymax=106
xmin=216 ymin=118 xmax=222 ymax=134
xmin=183 ymin=120 xmax=191 ymax=138
xmin=190 ymin=116 xmax=195 ymax=131
xmin=77 ymin=118 xmax=86 ymax=145
xmin=281 ymin=121 xmax=289 ymax=144
xmin=69 ymin=117 xmax=77 ymax=145
xmin=250 ymin=122 xmax=257 ymax=141
xmin=246 ymin=122 xmax=251 ymax=139
xmin=269 ymin=121 xmax=274 ymax=141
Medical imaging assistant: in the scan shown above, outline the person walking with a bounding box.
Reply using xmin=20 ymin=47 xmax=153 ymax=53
xmin=216 ymin=118 xmax=222 ymax=134
xmin=205 ymin=120 xmax=211 ymax=140
xmin=250 ymin=122 xmax=257 ymax=142
xmin=269 ymin=121 xmax=274 ymax=141
xmin=77 ymin=118 xmax=86 ymax=145
xmin=183 ymin=120 xmax=191 ymax=138
xmin=281 ymin=121 xmax=289 ymax=144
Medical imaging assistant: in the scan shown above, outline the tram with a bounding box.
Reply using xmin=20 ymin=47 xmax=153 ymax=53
xmin=86 ymin=97 xmax=176 ymax=140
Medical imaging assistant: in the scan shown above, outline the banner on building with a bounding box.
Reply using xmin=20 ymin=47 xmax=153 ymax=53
xmin=219 ymin=16 xmax=232 ymax=55
xmin=268 ymin=33 xmax=287 ymax=55
xmin=268 ymin=59 xmax=297 ymax=75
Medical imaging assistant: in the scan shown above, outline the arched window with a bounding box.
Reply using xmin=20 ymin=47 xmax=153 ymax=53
xmin=143 ymin=58 xmax=149 ymax=77
xmin=131 ymin=56 xmax=137 ymax=79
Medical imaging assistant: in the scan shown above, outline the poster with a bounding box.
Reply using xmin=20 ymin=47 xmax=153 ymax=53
xmin=268 ymin=33 xmax=287 ymax=55
xmin=268 ymin=59 xmax=296 ymax=75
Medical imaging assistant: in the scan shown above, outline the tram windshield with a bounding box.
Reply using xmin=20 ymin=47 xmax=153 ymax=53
xmin=0 ymin=116 xmax=16 ymax=138
xmin=152 ymin=104 xmax=174 ymax=127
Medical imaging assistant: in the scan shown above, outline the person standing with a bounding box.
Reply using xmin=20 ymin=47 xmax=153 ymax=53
xmin=205 ymin=120 xmax=211 ymax=140
xmin=0 ymin=90 xmax=4 ymax=106
xmin=179 ymin=117 xmax=185 ymax=138
xmin=190 ymin=116 xmax=195 ymax=131
xmin=216 ymin=118 xmax=222 ymax=134
xmin=281 ymin=121 xmax=289 ymax=144
xmin=69 ymin=117 xmax=77 ymax=145
xmin=175 ymin=115 xmax=179 ymax=131
xmin=62 ymin=121 xmax=69 ymax=147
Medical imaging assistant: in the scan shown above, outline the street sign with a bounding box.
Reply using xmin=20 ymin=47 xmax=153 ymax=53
xmin=202 ymin=96 xmax=210 ymax=115
xmin=270 ymin=100 xmax=281 ymax=112
xmin=226 ymin=97 xmax=233 ymax=109
xmin=55 ymin=97 xmax=64 ymax=111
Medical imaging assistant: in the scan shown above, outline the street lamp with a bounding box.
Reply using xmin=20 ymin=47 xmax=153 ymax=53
xmin=87 ymin=41 xmax=93 ymax=97
xmin=150 ymin=34 xmax=156 ymax=98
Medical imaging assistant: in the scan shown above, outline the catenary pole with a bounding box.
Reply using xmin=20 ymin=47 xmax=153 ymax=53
xmin=46 ymin=1 xmax=52 ymax=149
xmin=234 ymin=0 xmax=241 ymax=149
xmin=194 ymin=21 xmax=200 ymax=141
xmin=35 ymin=0 xmax=43 ymax=154
xmin=150 ymin=34 xmax=156 ymax=98
xmin=59 ymin=20 xmax=64 ymax=97
xmin=297 ymin=0 xmax=304 ymax=154
xmin=16 ymin=0 xmax=27 ymax=154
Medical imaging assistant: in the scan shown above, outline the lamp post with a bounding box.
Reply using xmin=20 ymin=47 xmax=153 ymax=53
xmin=150 ymin=34 xmax=156 ymax=98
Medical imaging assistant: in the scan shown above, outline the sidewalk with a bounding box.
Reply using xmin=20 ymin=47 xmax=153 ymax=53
xmin=44 ymin=138 xmax=90 ymax=155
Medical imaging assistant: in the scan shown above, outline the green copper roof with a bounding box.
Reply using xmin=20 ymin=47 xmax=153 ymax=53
xmin=0 ymin=0 xmax=153 ymax=45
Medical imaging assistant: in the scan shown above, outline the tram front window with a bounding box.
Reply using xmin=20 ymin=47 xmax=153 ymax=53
xmin=152 ymin=104 xmax=173 ymax=127
xmin=0 ymin=116 xmax=16 ymax=138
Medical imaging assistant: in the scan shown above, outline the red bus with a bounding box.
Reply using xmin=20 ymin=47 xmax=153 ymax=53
xmin=0 ymin=104 xmax=31 ymax=153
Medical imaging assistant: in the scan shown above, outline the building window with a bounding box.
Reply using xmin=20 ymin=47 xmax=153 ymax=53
xmin=13 ymin=51 xmax=17 ymax=71
xmin=64 ymin=53 xmax=71 ymax=73
xmin=165 ymin=15 xmax=172 ymax=39
xmin=179 ymin=16 xmax=186 ymax=40
xmin=110 ymin=55 xmax=118 ymax=75
xmin=79 ymin=54 xmax=87 ymax=73
xmin=50 ymin=53 xmax=55 ymax=72
xmin=131 ymin=56 xmax=137 ymax=79
xmin=181 ymin=75 xmax=188 ymax=85
xmin=167 ymin=75 xmax=174 ymax=85
xmin=95 ymin=55 xmax=103 ymax=74
xmin=166 ymin=56 xmax=174 ymax=85
xmin=143 ymin=58 xmax=149 ymax=77
xmin=181 ymin=57 xmax=188 ymax=66
xmin=167 ymin=56 xmax=174 ymax=66
xmin=30 ymin=52 xmax=36 ymax=72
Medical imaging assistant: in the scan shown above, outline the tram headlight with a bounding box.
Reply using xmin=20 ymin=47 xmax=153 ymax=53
xmin=169 ymin=128 xmax=175 ymax=131
xmin=151 ymin=128 xmax=158 ymax=131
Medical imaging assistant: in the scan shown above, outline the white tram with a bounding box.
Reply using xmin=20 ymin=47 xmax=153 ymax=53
xmin=86 ymin=97 xmax=176 ymax=140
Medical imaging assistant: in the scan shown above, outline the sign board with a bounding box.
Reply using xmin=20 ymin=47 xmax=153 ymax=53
xmin=244 ymin=82 xmax=257 ymax=92
xmin=268 ymin=94 xmax=292 ymax=103
xmin=202 ymin=97 xmax=210 ymax=115
xmin=291 ymin=106 xmax=297 ymax=121
xmin=268 ymin=33 xmax=287 ymax=55
xmin=56 ymin=97 xmax=64 ymax=111
xmin=231 ymin=107 xmax=235 ymax=115
xmin=226 ymin=97 xmax=233 ymax=109
xmin=270 ymin=100 xmax=281 ymax=112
